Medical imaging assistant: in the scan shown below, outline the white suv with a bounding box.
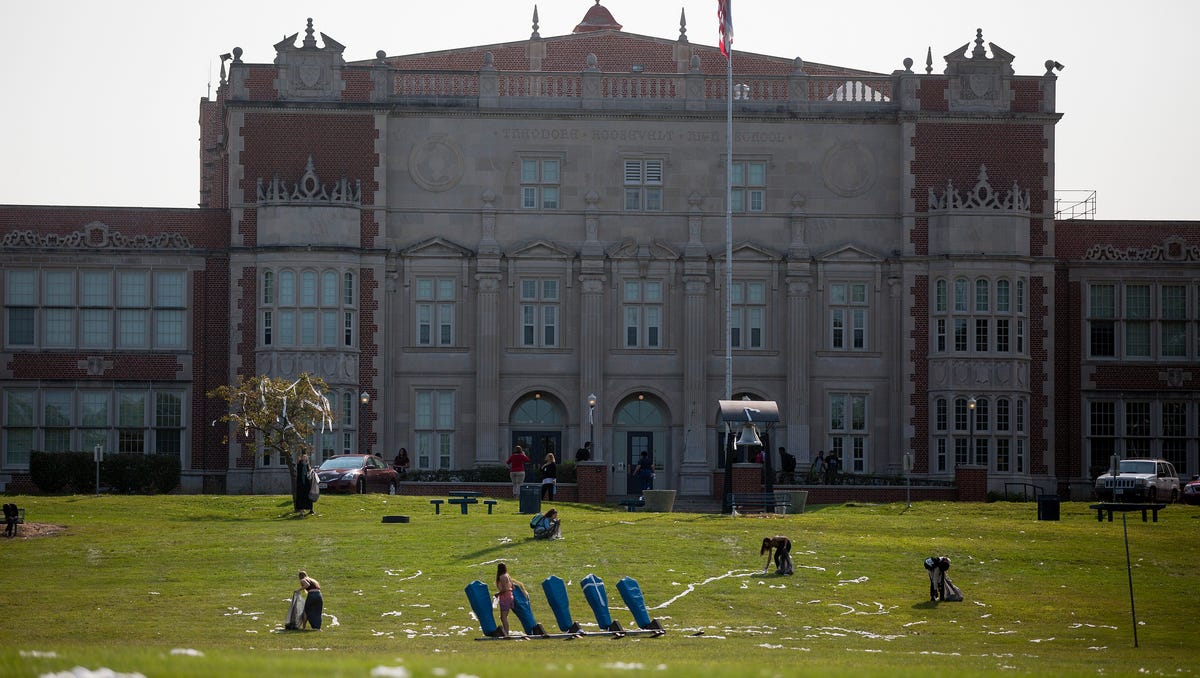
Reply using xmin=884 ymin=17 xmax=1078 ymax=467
xmin=1094 ymin=458 xmax=1181 ymax=503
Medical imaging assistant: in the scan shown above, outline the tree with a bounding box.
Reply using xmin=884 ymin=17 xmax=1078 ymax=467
xmin=208 ymin=373 xmax=335 ymax=495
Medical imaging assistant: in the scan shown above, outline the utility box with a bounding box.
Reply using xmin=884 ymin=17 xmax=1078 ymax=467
xmin=1037 ymin=494 xmax=1060 ymax=521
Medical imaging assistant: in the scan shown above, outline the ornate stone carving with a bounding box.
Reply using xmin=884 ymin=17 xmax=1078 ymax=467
xmin=1084 ymin=237 xmax=1200 ymax=262
xmin=409 ymin=135 xmax=465 ymax=192
xmin=928 ymin=165 xmax=1029 ymax=211
xmin=2 ymin=221 xmax=191 ymax=249
xmin=257 ymin=155 xmax=361 ymax=205
xmin=821 ymin=141 xmax=875 ymax=197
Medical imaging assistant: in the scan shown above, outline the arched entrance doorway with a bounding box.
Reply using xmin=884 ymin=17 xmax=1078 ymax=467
xmin=510 ymin=392 xmax=564 ymax=476
xmin=615 ymin=394 xmax=669 ymax=495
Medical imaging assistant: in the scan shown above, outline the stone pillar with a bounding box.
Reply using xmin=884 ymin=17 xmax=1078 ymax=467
xmin=785 ymin=193 xmax=812 ymax=457
xmin=679 ymin=192 xmax=712 ymax=495
xmin=580 ymin=190 xmax=605 ymax=462
xmin=475 ymin=192 xmax=502 ymax=462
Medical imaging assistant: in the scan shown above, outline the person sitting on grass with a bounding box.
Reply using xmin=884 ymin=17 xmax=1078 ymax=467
xmin=530 ymin=508 xmax=562 ymax=540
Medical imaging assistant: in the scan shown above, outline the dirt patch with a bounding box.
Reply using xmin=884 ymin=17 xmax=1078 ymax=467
xmin=6 ymin=522 xmax=66 ymax=539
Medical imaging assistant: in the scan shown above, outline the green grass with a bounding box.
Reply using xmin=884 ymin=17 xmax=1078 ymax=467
xmin=0 ymin=495 xmax=1196 ymax=677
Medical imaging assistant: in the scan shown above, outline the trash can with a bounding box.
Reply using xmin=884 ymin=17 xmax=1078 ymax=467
xmin=1037 ymin=494 xmax=1060 ymax=521
xmin=519 ymin=483 xmax=542 ymax=515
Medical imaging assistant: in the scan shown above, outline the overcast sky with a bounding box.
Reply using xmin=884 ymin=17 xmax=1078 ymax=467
xmin=2 ymin=0 xmax=1195 ymax=220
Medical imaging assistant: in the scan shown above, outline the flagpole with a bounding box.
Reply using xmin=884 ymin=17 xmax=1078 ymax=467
xmin=724 ymin=28 xmax=733 ymax=404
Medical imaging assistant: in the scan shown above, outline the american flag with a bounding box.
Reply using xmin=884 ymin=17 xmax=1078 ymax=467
xmin=718 ymin=0 xmax=733 ymax=58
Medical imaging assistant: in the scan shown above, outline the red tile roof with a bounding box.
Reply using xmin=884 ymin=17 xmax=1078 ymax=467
xmin=574 ymin=1 xmax=622 ymax=33
xmin=366 ymin=30 xmax=880 ymax=78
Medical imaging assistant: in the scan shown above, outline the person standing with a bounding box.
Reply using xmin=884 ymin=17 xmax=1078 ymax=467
xmin=810 ymin=450 xmax=826 ymax=484
xmin=779 ymin=447 xmax=797 ymax=484
xmin=506 ymin=445 xmax=531 ymax=497
xmin=394 ymin=447 xmax=411 ymax=476
xmin=295 ymin=452 xmax=314 ymax=514
xmin=635 ymin=451 xmax=655 ymax=494
xmin=494 ymin=562 xmax=515 ymax=637
xmin=540 ymin=452 xmax=558 ymax=501
xmin=298 ymin=570 xmax=323 ymax=630
xmin=824 ymin=452 xmax=841 ymax=485
xmin=575 ymin=441 xmax=592 ymax=462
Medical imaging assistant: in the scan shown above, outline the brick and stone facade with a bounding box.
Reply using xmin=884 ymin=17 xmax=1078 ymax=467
xmin=2 ymin=7 xmax=1196 ymax=498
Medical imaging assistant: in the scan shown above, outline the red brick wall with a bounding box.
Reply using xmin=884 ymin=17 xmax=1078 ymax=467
xmin=954 ymin=465 xmax=988 ymax=502
xmin=575 ymin=463 xmax=608 ymax=503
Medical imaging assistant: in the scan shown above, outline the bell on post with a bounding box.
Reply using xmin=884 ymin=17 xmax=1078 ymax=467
xmin=735 ymin=423 xmax=762 ymax=448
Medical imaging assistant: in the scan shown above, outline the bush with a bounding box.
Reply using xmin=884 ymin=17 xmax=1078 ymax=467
xmin=30 ymin=451 xmax=180 ymax=494
xmin=103 ymin=453 xmax=180 ymax=494
xmin=404 ymin=465 xmax=512 ymax=483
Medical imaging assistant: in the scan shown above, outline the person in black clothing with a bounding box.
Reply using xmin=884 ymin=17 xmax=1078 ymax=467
xmin=294 ymin=452 xmax=314 ymax=514
xmin=3 ymin=504 xmax=19 ymax=538
xmin=540 ymin=453 xmax=558 ymax=500
xmin=778 ymin=447 xmax=797 ymax=484
xmin=575 ymin=441 xmax=592 ymax=462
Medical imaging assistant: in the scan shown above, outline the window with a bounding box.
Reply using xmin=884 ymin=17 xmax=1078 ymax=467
xmin=4 ymin=390 xmax=35 ymax=467
xmin=416 ymin=278 xmax=456 ymax=346
xmin=521 ymin=158 xmax=560 ymax=209
xmin=1162 ymin=401 xmax=1188 ymax=473
xmin=261 ymin=268 xmax=356 ymax=349
xmin=1088 ymin=401 xmax=1116 ymax=472
xmin=730 ymin=160 xmax=765 ymax=212
xmin=519 ymin=278 xmax=559 ymax=348
xmin=934 ymin=276 xmax=1025 ymax=355
xmin=3 ymin=388 xmax=186 ymax=468
xmin=730 ymin=281 xmax=765 ymax=349
xmin=1089 ymin=282 xmax=1195 ymax=359
xmin=623 ymin=159 xmax=663 ymax=211
xmin=1124 ymin=401 xmax=1151 ymax=457
xmin=5 ymin=269 xmax=186 ymax=350
xmin=830 ymin=282 xmax=867 ymax=351
xmin=414 ymin=390 xmax=455 ymax=469
xmin=623 ymin=280 xmax=663 ymax=348
xmin=829 ymin=393 xmax=868 ymax=473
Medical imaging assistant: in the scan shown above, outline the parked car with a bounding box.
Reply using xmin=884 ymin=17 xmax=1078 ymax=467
xmin=316 ymin=454 xmax=399 ymax=494
xmin=1094 ymin=458 xmax=1180 ymax=503
xmin=1183 ymin=476 xmax=1200 ymax=505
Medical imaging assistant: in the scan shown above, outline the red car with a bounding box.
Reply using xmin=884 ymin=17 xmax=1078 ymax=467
xmin=1184 ymin=476 xmax=1200 ymax=505
xmin=316 ymin=454 xmax=399 ymax=494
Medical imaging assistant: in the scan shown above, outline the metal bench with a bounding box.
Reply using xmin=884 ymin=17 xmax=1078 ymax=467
xmin=618 ymin=498 xmax=645 ymax=512
xmin=430 ymin=499 xmax=444 ymax=514
xmin=483 ymin=500 xmax=498 ymax=514
xmin=728 ymin=493 xmax=792 ymax=515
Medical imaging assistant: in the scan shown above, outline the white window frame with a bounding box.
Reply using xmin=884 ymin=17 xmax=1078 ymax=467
xmin=829 ymin=282 xmax=868 ymax=351
xmin=520 ymin=157 xmax=561 ymax=210
xmin=730 ymin=280 xmax=765 ymax=350
xmin=730 ymin=159 xmax=766 ymax=213
xmin=622 ymin=280 xmax=664 ymax=349
xmin=414 ymin=389 xmax=455 ymax=470
xmin=828 ymin=393 xmax=868 ymax=473
xmin=415 ymin=277 xmax=456 ymax=347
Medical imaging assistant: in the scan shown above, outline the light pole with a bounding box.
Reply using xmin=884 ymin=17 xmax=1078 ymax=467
xmin=967 ymin=396 xmax=977 ymax=466
xmin=93 ymin=444 xmax=103 ymax=496
xmin=359 ymin=391 xmax=370 ymax=454
xmin=903 ymin=451 xmax=914 ymax=509
xmin=587 ymin=393 xmax=597 ymax=455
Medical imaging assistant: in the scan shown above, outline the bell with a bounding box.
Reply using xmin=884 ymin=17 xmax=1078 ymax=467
xmin=734 ymin=423 xmax=762 ymax=448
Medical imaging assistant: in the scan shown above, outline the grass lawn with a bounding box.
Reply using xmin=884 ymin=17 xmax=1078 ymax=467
xmin=0 ymin=495 xmax=1195 ymax=677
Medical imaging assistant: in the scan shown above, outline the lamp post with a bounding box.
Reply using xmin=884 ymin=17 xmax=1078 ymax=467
xmin=587 ymin=393 xmax=597 ymax=455
xmin=359 ymin=391 xmax=370 ymax=455
xmin=93 ymin=444 xmax=103 ymax=496
xmin=903 ymin=451 xmax=914 ymax=509
xmin=967 ymin=396 xmax=977 ymax=466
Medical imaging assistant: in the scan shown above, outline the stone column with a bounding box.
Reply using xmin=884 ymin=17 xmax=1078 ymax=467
xmin=677 ymin=193 xmax=712 ymax=495
xmin=475 ymin=191 xmax=502 ymax=462
xmin=579 ymin=190 xmax=605 ymax=461
xmin=785 ymin=193 xmax=812 ymax=457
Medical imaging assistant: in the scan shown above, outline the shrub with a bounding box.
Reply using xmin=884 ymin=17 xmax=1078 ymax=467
xmin=102 ymin=453 xmax=180 ymax=494
xmin=30 ymin=451 xmax=70 ymax=493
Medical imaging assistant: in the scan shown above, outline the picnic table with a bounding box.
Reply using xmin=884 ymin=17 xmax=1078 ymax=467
xmin=430 ymin=490 xmax=493 ymax=515
xmin=1088 ymin=502 xmax=1168 ymax=523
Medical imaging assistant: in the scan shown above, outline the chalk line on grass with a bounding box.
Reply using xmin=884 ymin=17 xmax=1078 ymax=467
xmin=649 ymin=570 xmax=755 ymax=610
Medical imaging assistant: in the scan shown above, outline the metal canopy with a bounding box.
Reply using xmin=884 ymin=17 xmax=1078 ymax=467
xmin=715 ymin=400 xmax=780 ymax=424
